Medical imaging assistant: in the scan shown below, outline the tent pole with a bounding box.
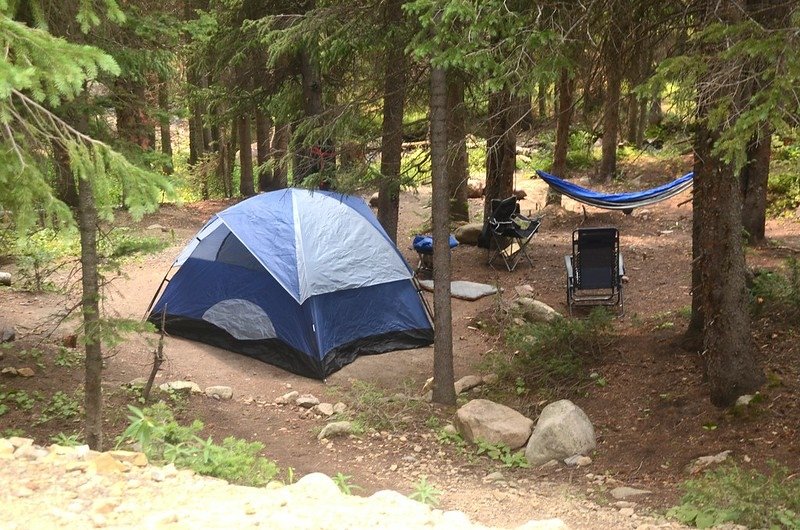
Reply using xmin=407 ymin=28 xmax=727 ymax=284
xmin=143 ymin=265 xmax=174 ymax=321
xmin=412 ymin=276 xmax=435 ymax=329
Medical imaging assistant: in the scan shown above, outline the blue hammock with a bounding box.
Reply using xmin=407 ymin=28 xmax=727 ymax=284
xmin=535 ymin=170 xmax=693 ymax=211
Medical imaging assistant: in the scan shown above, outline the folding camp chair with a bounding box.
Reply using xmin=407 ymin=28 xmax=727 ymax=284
xmin=564 ymin=227 xmax=624 ymax=315
xmin=487 ymin=196 xmax=542 ymax=271
xmin=412 ymin=234 xmax=458 ymax=278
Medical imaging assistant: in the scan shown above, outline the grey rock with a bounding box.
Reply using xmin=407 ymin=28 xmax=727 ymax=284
xmin=1 ymin=327 xmax=15 ymax=342
xmin=454 ymin=375 xmax=483 ymax=394
xmin=442 ymin=424 xmax=458 ymax=436
xmin=513 ymin=298 xmax=562 ymax=323
xmin=685 ymin=450 xmax=732 ymax=475
xmin=455 ymin=399 xmax=534 ymax=450
xmin=369 ymin=192 xmax=379 ymax=208
xmin=204 ymin=386 xmax=233 ymax=400
xmin=564 ymin=455 xmax=592 ymax=467
xmin=418 ymin=280 xmax=498 ymax=301
xmin=482 ymin=373 xmax=498 ymax=385
xmin=294 ymin=394 xmax=319 ymax=409
xmin=274 ymin=390 xmax=299 ymax=405
xmin=2 ymin=367 xmax=18 ymax=376
xmin=484 ymin=471 xmax=505 ymax=483
xmin=454 ymin=223 xmax=484 ymax=246
xmin=159 ymin=381 xmax=201 ymax=394
xmin=146 ymin=224 xmax=168 ymax=232
xmin=314 ymin=403 xmax=334 ymax=416
xmin=318 ymin=421 xmax=354 ymax=440
xmin=525 ymin=399 xmax=595 ymax=466
xmin=332 ymin=402 xmax=347 ymax=414
xmin=610 ymin=486 xmax=652 ymax=500
xmin=0 ymin=272 xmax=11 ymax=286
xmin=735 ymin=394 xmax=754 ymax=407
xmin=515 ymin=284 xmax=535 ymax=297
xmin=17 ymin=367 xmax=34 ymax=377
xmin=127 ymin=377 xmax=148 ymax=387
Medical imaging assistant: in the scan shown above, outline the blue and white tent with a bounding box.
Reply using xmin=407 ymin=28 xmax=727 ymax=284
xmin=148 ymin=189 xmax=433 ymax=379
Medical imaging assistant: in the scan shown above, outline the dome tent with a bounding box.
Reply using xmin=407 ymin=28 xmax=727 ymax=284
xmin=147 ymin=189 xmax=433 ymax=379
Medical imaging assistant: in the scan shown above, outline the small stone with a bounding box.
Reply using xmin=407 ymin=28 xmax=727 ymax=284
xmin=482 ymin=373 xmax=498 ymax=385
xmin=564 ymin=455 xmax=592 ymax=467
xmin=91 ymin=498 xmax=119 ymax=514
xmin=613 ymin=501 xmax=637 ymax=509
xmin=484 ymin=471 xmax=505 ymax=482
xmin=158 ymin=381 xmax=201 ymax=394
xmin=317 ymin=421 xmax=353 ymax=440
xmin=685 ymin=450 xmax=732 ymax=475
xmin=107 ymin=450 xmax=148 ymax=467
xmin=89 ymin=453 xmax=127 ymax=475
xmin=332 ymin=402 xmax=347 ymax=414
xmin=454 ymin=375 xmax=483 ymax=394
xmin=17 ymin=367 xmax=35 ymax=378
xmin=126 ymin=377 xmax=148 ymax=388
xmin=314 ymin=403 xmax=334 ymax=416
xmin=413 ymin=445 xmax=422 ymax=453
xmin=610 ymin=486 xmax=652 ymax=500
xmin=204 ymin=386 xmax=233 ymax=400
xmin=422 ymin=377 xmax=434 ymax=393
xmin=389 ymin=464 xmax=398 ymax=472
xmin=1 ymin=326 xmax=15 ymax=342
xmin=146 ymin=224 xmax=168 ymax=232
xmin=735 ymin=394 xmax=754 ymax=407
xmin=274 ymin=391 xmax=299 ymax=405
xmin=0 ymin=272 xmax=12 ymax=287
xmin=619 ymin=507 xmax=635 ymax=517
xmin=296 ymin=394 xmax=320 ymax=408
xmin=442 ymin=424 xmax=458 ymax=436
xmin=9 ymin=437 xmax=33 ymax=449
xmin=2 ymin=367 xmax=18 ymax=376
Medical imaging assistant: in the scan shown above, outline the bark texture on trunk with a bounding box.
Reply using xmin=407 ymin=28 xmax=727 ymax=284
xmin=114 ymin=78 xmax=155 ymax=150
xmin=295 ymin=47 xmax=326 ymax=184
xmin=740 ymin=127 xmax=771 ymax=244
xmin=238 ymin=113 xmax=254 ymax=196
xmin=157 ymin=78 xmax=173 ymax=174
xmin=548 ymin=68 xmax=575 ymax=206
xmin=77 ymin=162 xmax=103 ymax=450
xmin=255 ymin=110 xmax=274 ymax=192
xmin=695 ymin=120 xmax=765 ymax=406
xmin=377 ymin=0 xmax=406 ymax=243
xmin=429 ymin=66 xmax=456 ymax=407
xmin=484 ymin=89 xmax=516 ymax=221
xmin=271 ymin=123 xmax=290 ymax=190
xmin=598 ymin=39 xmax=622 ymax=183
xmin=446 ymin=74 xmax=469 ymax=222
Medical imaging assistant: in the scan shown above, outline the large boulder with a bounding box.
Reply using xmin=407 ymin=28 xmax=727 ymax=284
xmin=454 ymin=223 xmax=484 ymax=246
xmin=454 ymin=399 xmax=534 ymax=450
xmin=512 ymin=298 xmax=562 ymax=323
xmin=525 ymin=400 xmax=595 ymax=466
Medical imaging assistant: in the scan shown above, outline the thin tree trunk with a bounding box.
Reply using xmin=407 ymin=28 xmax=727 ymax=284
xmin=255 ymin=110 xmax=273 ymax=191
xmin=446 ymin=74 xmax=469 ymax=222
xmin=429 ymin=65 xmax=456 ymax=407
xmin=626 ymin=94 xmax=638 ymax=145
xmin=238 ymin=113 xmax=254 ymax=196
xmin=598 ymin=42 xmax=622 ymax=183
xmin=740 ymin=127 xmax=771 ymax=244
xmin=115 ymin=78 xmax=154 ymax=150
xmin=77 ymin=157 xmax=103 ymax=450
xmin=158 ymin=77 xmax=173 ymax=174
xmin=636 ymin=97 xmax=648 ymax=146
xmin=296 ymin=47 xmax=325 ymax=184
xmin=537 ymin=81 xmax=547 ymax=118
xmin=271 ymin=123 xmax=290 ymax=190
xmin=484 ymin=90 xmax=516 ymax=221
xmin=548 ymin=68 xmax=574 ymax=206
xmin=53 ymin=139 xmax=78 ymax=208
xmin=377 ymin=0 xmax=406 ymax=243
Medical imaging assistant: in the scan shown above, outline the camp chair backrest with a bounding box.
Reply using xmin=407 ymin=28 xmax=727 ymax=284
xmin=573 ymin=228 xmax=619 ymax=290
xmin=490 ymin=196 xmax=520 ymax=227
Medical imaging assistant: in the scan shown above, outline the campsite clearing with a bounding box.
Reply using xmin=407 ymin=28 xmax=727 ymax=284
xmin=0 ymin=174 xmax=798 ymax=528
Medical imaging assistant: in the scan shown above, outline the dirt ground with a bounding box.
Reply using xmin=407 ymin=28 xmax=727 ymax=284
xmin=1 ymin=167 xmax=799 ymax=528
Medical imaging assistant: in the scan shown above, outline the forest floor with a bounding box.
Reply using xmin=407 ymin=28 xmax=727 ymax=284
xmin=1 ymin=157 xmax=799 ymax=528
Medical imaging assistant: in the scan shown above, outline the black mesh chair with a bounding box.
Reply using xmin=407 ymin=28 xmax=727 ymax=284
xmin=487 ymin=196 xmax=542 ymax=271
xmin=565 ymin=227 xmax=624 ymax=315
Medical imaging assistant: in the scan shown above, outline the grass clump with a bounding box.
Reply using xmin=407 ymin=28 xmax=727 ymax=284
xmin=332 ymin=380 xmax=425 ymax=433
xmin=750 ymin=258 xmax=800 ymax=320
xmin=490 ymin=308 xmax=613 ymax=401
xmin=118 ymin=402 xmax=280 ymax=487
xmin=668 ymin=462 xmax=800 ymax=529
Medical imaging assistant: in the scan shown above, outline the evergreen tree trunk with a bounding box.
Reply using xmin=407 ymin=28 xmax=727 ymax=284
xmin=537 ymin=80 xmax=547 ymax=118
xmin=484 ymin=89 xmax=516 ymax=221
xmin=548 ymin=68 xmax=574 ymax=206
xmin=695 ymin=119 xmax=765 ymax=405
xmin=158 ymin=77 xmax=173 ymax=174
xmin=740 ymin=126 xmax=771 ymax=244
xmin=446 ymin=74 xmax=469 ymax=222
xmin=626 ymin=94 xmax=638 ymax=145
xmin=598 ymin=39 xmax=622 ymax=183
xmin=296 ymin=47 xmax=325 ymax=184
xmin=238 ymin=113 xmax=254 ymax=196
xmin=114 ymin=78 xmax=154 ymax=150
xmin=77 ymin=158 xmax=103 ymax=450
xmin=636 ymin=97 xmax=648 ymax=146
xmin=377 ymin=0 xmax=406 ymax=243
xmin=429 ymin=65 xmax=456 ymax=407
xmin=53 ymin=139 xmax=79 ymax=209
xmin=271 ymin=123 xmax=290 ymax=190
xmin=255 ymin=110 xmax=273 ymax=191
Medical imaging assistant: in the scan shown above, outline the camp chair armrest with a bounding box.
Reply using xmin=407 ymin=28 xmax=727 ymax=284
xmin=618 ymin=253 xmax=625 ymax=278
xmin=565 ymin=255 xmax=574 ymax=282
